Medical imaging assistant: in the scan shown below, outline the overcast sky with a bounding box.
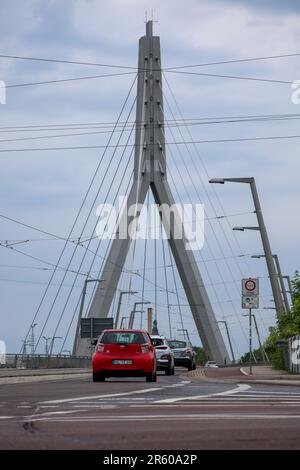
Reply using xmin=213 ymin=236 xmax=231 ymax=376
xmin=0 ymin=0 xmax=299 ymax=358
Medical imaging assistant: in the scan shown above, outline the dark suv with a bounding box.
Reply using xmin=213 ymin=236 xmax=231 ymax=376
xmin=168 ymin=339 xmax=197 ymax=371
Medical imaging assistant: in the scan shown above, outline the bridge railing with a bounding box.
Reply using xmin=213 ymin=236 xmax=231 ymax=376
xmin=1 ymin=354 xmax=91 ymax=369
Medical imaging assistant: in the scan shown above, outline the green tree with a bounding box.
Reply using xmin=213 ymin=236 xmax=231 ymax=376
xmin=259 ymin=272 xmax=300 ymax=369
xmin=193 ymin=346 xmax=207 ymax=364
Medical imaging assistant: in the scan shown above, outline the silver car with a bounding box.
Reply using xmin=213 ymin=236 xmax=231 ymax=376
xmin=168 ymin=339 xmax=197 ymax=371
xmin=151 ymin=335 xmax=175 ymax=375
xmin=204 ymin=361 xmax=219 ymax=368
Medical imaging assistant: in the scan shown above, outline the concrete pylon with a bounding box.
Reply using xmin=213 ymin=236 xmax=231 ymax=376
xmin=74 ymin=21 xmax=230 ymax=365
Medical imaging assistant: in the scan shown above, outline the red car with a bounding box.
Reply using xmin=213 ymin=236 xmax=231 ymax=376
xmin=92 ymin=329 xmax=157 ymax=382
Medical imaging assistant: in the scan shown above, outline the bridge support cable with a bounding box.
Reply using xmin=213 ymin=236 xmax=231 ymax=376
xmin=167 ymin=242 xmax=187 ymax=341
xmin=154 ymin=97 xmax=247 ymax=352
xmin=43 ymin=107 xmax=137 ymax=352
xmin=59 ymin=161 xmax=134 ymax=353
xmin=162 ymin=74 xmax=269 ymax=334
xmin=22 ymin=76 xmax=137 ymax=353
xmin=161 ymin=223 xmax=172 ymax=338
xmin=166 ymin=144 xmax=248 ymax=352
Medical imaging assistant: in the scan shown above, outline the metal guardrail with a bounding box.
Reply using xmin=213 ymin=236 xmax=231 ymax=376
xmin=1 ymin=354 xmax=91 ymax=369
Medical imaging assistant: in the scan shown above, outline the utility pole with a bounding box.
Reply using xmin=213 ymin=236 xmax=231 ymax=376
xmin=249 ymin=308 xmax=253 ymax=375
xmin=30 ymin=323 xmax=37 ymax=355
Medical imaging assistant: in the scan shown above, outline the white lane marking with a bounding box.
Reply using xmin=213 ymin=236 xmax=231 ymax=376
xmin=25 ymin=410 xmax=88 ymax=419
xmin=129 ymin=403 xmax=300 ymax=408
xmin=154 ymin=383 xmax=251 ymax=403
xmin=41 ymin=387 xmax=162 ymax=405
xmin=27 ymin=413 xmax=300 ymax=423
xmin=72 ymin=405 xmax=117 ymax=409
xmin=39 ymin=405 xmax=60 ymax=408
xmin=0 ymin=416 xmax=16 ymax=419
xmin=223 ymin=394 xmax=300 ymax=399
xmin=240 ymin=367 xmax=249 ymax=376
xmin=246 ymin=390 xmax=300 ymax=395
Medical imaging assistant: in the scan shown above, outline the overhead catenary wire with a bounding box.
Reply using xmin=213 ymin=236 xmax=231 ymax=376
xmin=2 ymin=133 xmax=300 ymax=154
xmin=1 ymin=49 xmax=300 ymax=71
xmin=1 ymin=114 xmax=300 ymax=143
xmin=1 ymin=112 xmax=300 ymax=133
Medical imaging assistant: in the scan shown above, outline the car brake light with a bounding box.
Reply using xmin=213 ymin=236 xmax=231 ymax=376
xmin=186 ymin=348 xmax=192 ymax=354
xmin=155 ymin=345 xmax=168 ymax=350
xmin=96 ymin=343 xmax=104 ymax=353
xmin=141 ymin=343 xmax=150 ymax=354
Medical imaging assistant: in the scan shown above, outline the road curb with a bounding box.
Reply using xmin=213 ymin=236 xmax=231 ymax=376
xmin=182 ymin=368 xmax=300 ymax=387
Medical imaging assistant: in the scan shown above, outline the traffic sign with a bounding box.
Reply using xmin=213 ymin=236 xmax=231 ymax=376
xmin=242 ymin=295 xmax=259 ymax=309
xmin=80 ymin=318 xmax=113 ymax=339
xmin=242 ymin=278 xmax=259 ymax=309
xmin=242 ymin=278 xmax=259 ymax=296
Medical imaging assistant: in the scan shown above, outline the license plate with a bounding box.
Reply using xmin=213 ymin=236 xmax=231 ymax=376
xmin=112 ymin=360 xmax=132 ymax=365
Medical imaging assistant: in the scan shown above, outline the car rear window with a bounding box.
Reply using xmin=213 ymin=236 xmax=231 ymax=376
xmin=100 ymin=331 xmax=146 ymax=345
xmin=168 ymin=340 xmax=187 ymax=349
xmin=151 ymin=338 xmax=164 ymax=347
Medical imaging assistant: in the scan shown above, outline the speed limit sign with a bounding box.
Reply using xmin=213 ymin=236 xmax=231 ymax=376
xmin=242 ymin=278 xmax=259 ymax=296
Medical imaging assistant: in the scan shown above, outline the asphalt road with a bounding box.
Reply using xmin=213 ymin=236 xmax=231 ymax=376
xmin=1 ymin=368 xmax=300 ymax=450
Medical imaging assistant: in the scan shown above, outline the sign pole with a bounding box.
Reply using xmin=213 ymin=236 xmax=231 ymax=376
xmin=249 ymin=308 xmax=252 ymax=375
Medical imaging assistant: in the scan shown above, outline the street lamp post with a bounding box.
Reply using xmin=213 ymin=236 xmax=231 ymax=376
xmin=49 ymin=336 xmax=62 ymax=355
xmin=210 ymin=177 xmax=285 ymax=317
xmin=42 ymin=336 xmax=51 ymax=355
xmin=120 ymin=316 xmax=129 ymax=329
xmin=128 ymin=309 xmax=145 ymax=329
xmin=283 ymin=275 xmax=293 ymax=303
xmin=251 ymin=254 xmax=290 ymax=313
xmin=114 ymin=291 xmax=138 ymax=328
xmin=72 ymin=278 xmax=105 ymax=355
xmin=178 ymin=328 xmax=190 ymax=341
xmin=217 ymin=321 xmax=235 ymax=363
xmin=127 ymin=301 xmax=150 ymax=329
